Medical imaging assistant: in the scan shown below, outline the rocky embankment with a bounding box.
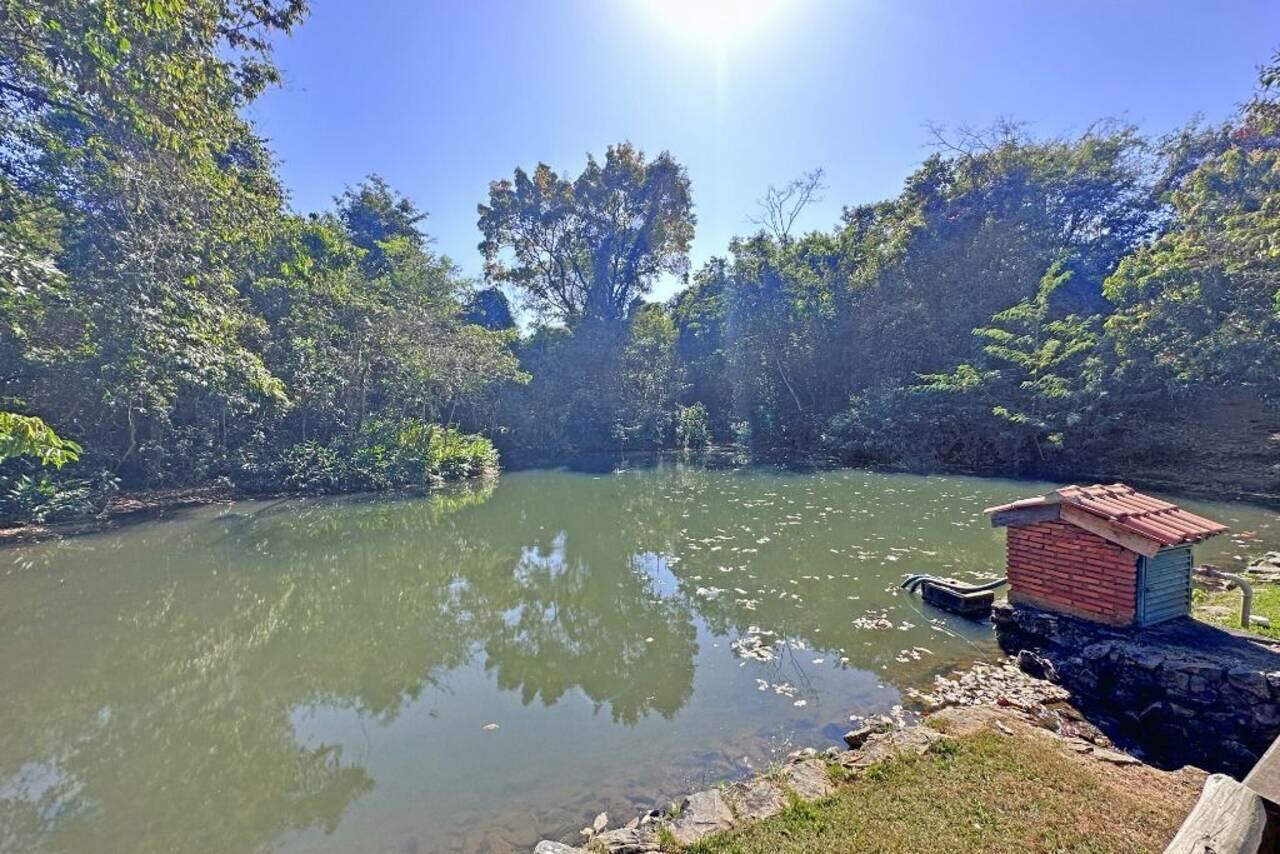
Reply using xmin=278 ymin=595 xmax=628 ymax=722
xmin=533 ymin=658 xmax=1164 ymax=853
xmin=993 ymin=601 xmax=1280 ymax=776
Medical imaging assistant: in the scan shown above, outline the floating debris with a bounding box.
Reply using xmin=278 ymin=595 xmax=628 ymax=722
xmin=730 ymin=629 xmax=776 ymax=662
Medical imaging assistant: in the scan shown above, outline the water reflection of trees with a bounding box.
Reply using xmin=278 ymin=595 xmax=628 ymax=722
xmin=0 ymin=475 xmax=705 ymax=851
xmin=1 ymin=463 xmax=992 ymax=852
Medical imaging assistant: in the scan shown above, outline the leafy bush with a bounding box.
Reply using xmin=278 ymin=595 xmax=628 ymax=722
xmin=270 ymin=421 xmax=498 ymax=494
xmin=0 ymin=412 xmax=81 ymax=467
xmin=278 ymin=441 xmax=349 ymax=493
xmin=398 ymin=421 xmax=499 ymax=481
xmin=676 ymin=403 xmax=711 ymax=451
xmin=825 ymin=386 xmax=1028 ymax=470
xmin=1 ymin=469 xmax=119 ymax=524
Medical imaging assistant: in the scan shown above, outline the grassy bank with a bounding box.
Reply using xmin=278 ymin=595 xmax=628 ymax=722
xmin=680 ymin=730 xmax=1200 ymax=854
xmin=1195 ymin=583 xmax=1280 ymax=641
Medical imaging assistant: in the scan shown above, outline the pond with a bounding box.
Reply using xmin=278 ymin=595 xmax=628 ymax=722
xmin=1 ymin=463 xmax=1276 ymax=853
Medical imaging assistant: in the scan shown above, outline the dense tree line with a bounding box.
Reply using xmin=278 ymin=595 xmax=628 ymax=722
xmin=0 ymin=1 xmax=522 ymax=521
xmin=492 ymin=59 xmax=1280 ymax=486
xmin=2 ymin=1 xmax=1278 ymax=522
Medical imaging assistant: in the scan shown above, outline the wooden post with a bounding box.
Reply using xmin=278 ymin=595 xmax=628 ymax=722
xmin=1165 ymin=774 xmax=1266 ymax=854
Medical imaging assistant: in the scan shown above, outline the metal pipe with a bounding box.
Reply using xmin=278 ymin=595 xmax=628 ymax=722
xmin=1196 ymin=567 xmax=1254 ymax=628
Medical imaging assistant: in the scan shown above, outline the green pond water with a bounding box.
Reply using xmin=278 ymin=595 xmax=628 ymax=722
xmin=1 ymin=463 xmax=1277 ymax=853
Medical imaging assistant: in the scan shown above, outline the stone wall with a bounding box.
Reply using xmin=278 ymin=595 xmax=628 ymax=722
xmin=994 ymin=602 xmax=1280 ymax=777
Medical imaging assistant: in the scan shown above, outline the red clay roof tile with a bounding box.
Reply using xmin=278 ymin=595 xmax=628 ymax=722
xmin=985 ymin=483 xmax=1228 ymax=548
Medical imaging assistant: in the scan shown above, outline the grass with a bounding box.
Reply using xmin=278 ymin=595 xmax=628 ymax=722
xmin=1193 ymin=582 xmax=1280 ymax=640
xmin=678 ymin=731 xmax=1198 ymax=854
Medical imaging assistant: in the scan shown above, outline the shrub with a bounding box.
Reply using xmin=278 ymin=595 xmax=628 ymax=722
xmin=270 ymin=421 xmax=499 ymax=494
xmin=1 ymin=468 xmax=118 ymax=524
xmin=676 ymin=402 xmax=711 ymax=451
xmin=278 ymin=441 xmax=349 ymax=493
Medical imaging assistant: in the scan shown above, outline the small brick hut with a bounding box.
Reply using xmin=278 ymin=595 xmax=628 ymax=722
xmin=985 ymin=484 xmax=1228 ymax=627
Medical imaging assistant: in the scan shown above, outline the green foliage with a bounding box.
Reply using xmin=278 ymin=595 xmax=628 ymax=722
xmin=915 ymin=261 xmax=1117 ymax=464
xmin=676 ymin=403 xmax=711 ymax=451
xmin=1105 ymin=57 xmax=1280 ymax=390
xmin=0 ymin=4 xmax=522 ymax=521
xmin=478 ymin=142 xmax=695 ymax=326
xmin=1 ymin=469 xmax=118 ymax=524
xmin=4 ymin=0 xmax=1278 ymax=516
xmin=616 ymin=306 xmax=685 ymax=450
xmin=273 ymin=423 xmax=498 ymax=495
xmin=0 ymin=412 xmax=81 ymax=467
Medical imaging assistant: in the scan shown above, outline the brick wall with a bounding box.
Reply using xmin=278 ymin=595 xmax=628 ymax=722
xmin=1005 ymin=520 xmax=1137 ymax=626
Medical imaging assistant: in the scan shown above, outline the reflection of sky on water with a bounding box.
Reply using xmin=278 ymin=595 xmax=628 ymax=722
xmin=2 ymin=465 xmax=1277 ymax=853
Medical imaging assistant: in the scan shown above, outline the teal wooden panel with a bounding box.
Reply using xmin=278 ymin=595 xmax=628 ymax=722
xmin=1137 ymin=546 xmax=1192 ymax=626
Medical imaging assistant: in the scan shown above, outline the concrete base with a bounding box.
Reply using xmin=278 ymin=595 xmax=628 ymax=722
xmin=921 ymin=581 xmax=995 ymax=618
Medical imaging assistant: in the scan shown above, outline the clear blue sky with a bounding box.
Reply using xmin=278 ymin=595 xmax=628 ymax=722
xmin=247 ymin=0 xmax=1279 ymax=300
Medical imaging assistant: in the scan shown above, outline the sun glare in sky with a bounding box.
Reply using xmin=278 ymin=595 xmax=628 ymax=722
xmin=639 ymin=0 xmax=786 ymax=50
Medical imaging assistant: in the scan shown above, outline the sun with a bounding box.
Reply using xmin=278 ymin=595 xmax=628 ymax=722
xmin=639 ymin=0 xmax=786 ymax=50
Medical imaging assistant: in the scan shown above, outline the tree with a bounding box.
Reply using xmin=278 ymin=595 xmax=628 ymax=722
xmin=464 ymin=286 xmax=517 ymax=330
xmin=478 ymin=142 xmax=695 ymax=326
xmin=0 ymin=0 xmax=306 ymax=298
xmin=919 ymin=261 xmax=1114 ymax=464
xmin=0 ymin=0 xmax=304 ymax=484
xmin=1105 ymin=53 xmax=1280 ymax=391
xmin=748 ymin=168 xmax=826 ymax=243
xmin=337 ymin=176 xmax=428 ymax=276
xmin=615 ymin=305 xmax=684 ymax=450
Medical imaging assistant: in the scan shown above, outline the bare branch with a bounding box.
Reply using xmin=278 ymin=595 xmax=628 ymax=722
xmin=748 ymin=168 xmax=827 ymax=243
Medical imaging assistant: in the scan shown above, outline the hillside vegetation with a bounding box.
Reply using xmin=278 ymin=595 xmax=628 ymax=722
xmin=3 ymin=2 xmax=1279 ymax=522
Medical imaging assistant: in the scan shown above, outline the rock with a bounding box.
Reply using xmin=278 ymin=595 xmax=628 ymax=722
xmin=1256 ymin=703 xmax=1280 ymax=727
xmin=667 ymin=790 xmax=735 ymax=846
xmin=502 ymin=823 xmax=539 ymax=848
xmin=842 ymin=725 xmax=874 ymax=749
xmin=996 ymin=601 xmax=1280 ymax=777
xmin=1016 ymin=649 xmax=1058 ymax=682
xmin=723 ymin=778 xmax=787 ymax=821
xmin=592 ymin=812 xmax=609 ymax=834
xmin=535 ymin=843 xmax=586 ymax=854
xmin=1082 ymin=641 xmax=1115 ymax=662
xmin=1090 ymin=747 xmax=1140 ymax=766
xmin=781 ymin=758 xmax=836 ymax=800
xmin=928 ymin=704 xmax=1024 ymax=737
xmin=592 ymin=827 xmax=659 ymax=854
xmin=1227 ymin=667 xmax=1272 ymax=702
xmin=484 ymin=832 xmax=514 ymax=854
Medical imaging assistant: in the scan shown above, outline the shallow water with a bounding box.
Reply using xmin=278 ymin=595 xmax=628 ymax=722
xmin=1 ymin=464 xmax=1276 ymax=853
